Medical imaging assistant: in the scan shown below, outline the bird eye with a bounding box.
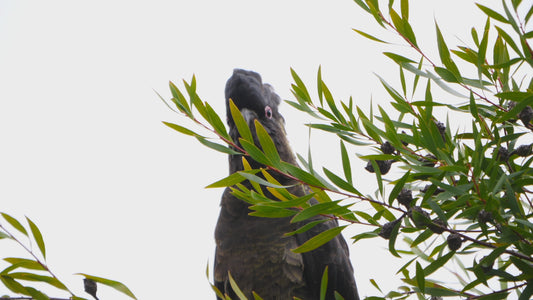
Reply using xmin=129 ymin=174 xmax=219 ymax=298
xmin=265 ymin=106 xmax=273 ymax=119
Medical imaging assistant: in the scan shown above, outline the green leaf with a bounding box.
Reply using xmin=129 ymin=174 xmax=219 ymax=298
xmin=252 ymin=291 xmax=265 ymax=300
xmin=3 ymin=258 xmax=45 ymax=271
xmin=377 ymin=75 xmax=406 ymax=104
xmin=416 ymin=261 xmax=425 ymax=294
xmin=206 ymin=171 xmax=257 ymax=188
xmin=240 ymin=138 xmax=272 ymax=166
xmin=205 ymin=102 xmax=230 ymax=140
xmin=25 ymin=287 xmax=49 ymax=300
xmin=495 ymin=26 xmax=522 ymax=57
xmin=238 ymin=172 xmax=289 ymax=189
xmin=352 ymin=29 xmax=388 ymax=43
xmin=400 ymin=0 xmax=409 ymax=20
xmin=390 ymin=9 xmax=418 ymax=47
xmin=369 ymin=278 xmax=382 ymax=293
xmin=388 ymin=219 xmax=402 ymax=257
xmin=292 ymin=225 xmax=347 ymax=253
xmin=435 ymin=22 xmax=461 ymax=81
xmin=168 ymin=81 xmax=192 ymax=116
xmin=281 ymin=162 xmax=326 ymax=188
xmin=388 ymin=171 xmax=410 ymax=205
xmin=353 ymin=0 xmax=371 ymax=13
xmin=254 ymin=120 xmax=281 ymax=168
xmin=162 ymin=122 xmax=200 ymax=137
xmin=519 ymin=281 xmax=533 ymax=300
xmin=26 ymin=217 xmax=46 ymax=260
xmin=502 ymin=0 xmax=520 ymax=33
xmin=196 ymin=137 xmax=240 ymax=155
xmin=0 ymin=231 xmax=10 ymax=239
xmin=320 ymin=266 xmax=328 ymax=300
xmin=248 ymin=206 xmax=297 ymax=218
xmin=1 ymin=213 xmax=28 ymax=236
xmin=290 ymin=68 xmax=312 ymax=103
xmin=383 ymin=52 xmax=416 ymax=64
xmin=526 ymin=4 xmax=533 ymax=24
xmin=424 ymin=251 xmax=455 ymax=276
xmin=76 ymin=273 xmax=137 ymax=299
xmin=284 ymin=219 xmax=328 ymax=237
xmin=496 ymin=91 xmax=532 ymax=101
xmin=365 ymin=0 xmax=385 ymax=27
xmin=410 ymin=229 xmax=433 ymax=248
xmin=323 ymin=167 xmax=360 ymax=195
xmin=339 ymin=141 xmax=352 ymax=184
xmin=291 ymin=201 xmax=341 ymax=223
xmin=0 ymin=275 xmax=28 ymax=295
xmin=229 ymin=99 xmax=253 ymax=142
xmin=317 ymin=66 xmax=324 ymax=105
xmin=8 ymin=272 xmax=68 ymax=290
xmin=434 ymin=67 xmax=459 ymax=83
xmin=227 ymin=271 xmax=247 ymax=300
xmin=478 ymin=17 xmax=490 ymax=76
xmin=476 ymin=4 xmax=510 ymax=23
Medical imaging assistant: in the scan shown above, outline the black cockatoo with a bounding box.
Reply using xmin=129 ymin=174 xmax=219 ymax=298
xmin=214 ymin=69 xmax=360 ymax=300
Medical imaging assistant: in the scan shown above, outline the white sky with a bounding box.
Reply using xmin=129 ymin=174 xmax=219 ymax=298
xmin=1 ymin=1 xmax=528 ymax=299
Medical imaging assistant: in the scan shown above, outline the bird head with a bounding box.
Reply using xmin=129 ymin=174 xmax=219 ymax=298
xmin=225 ymin=69 xmax=296 ymax=174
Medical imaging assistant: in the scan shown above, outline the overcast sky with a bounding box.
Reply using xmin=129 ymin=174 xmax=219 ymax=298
xmin=0 ymin=1 xmax=526 ymax=299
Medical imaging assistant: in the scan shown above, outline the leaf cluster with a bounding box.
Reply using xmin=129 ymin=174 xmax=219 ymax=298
xmin=0 ymin=213 xmax=137 ymax=300
xmin=162 ymin=0 xmax=533 ymax=299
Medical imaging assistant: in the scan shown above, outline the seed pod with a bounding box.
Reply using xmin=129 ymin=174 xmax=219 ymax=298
xmin=380 ymin=141 xmax=396 ymax=155
xmin=365 ymin=160 xmax=393 ymax=175
xmin=409 ymin=206 xmax=430 ymax=229
xmin=428 ymin=218 xmax=446 ymax=234
xmin=378 ymin=220 xmax=398 ymax=239
xmin=496 ymin=147 xmax=510 ymax=162
xmin=513 ymin=144 xmax=533 ymax=157
xmin=447 ymin=233 xmax=463 ymax=251
xmin=478 ymin=209 xmax=493 ymax=224
xmin=518 ymin=106 xmax=533 ymax=125
xmin=397 ymin=188 xmax=413 ymax=208
xmin=84 ymin=278 xmax=98 ymax=300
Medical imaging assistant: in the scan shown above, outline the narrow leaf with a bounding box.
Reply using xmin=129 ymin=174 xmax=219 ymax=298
xmin=320 ymin=266 xmax=328 ymax=300
xmin=416 ymin=261 xmax=425 ymax=293
xmin=196 ymin=137 xmax=241 ymax=155
xmin=162 ymin=122 xmax=200 ymax=137
xmin=26 ymin=217 xmax=46 ymax=260
xmin=254 ymin=120 xmax=281 ymax=168
xmin=292 ymin=226 xmax=347 ymax=253
xmin=1 ymin=213 xmax=28 ymax=236
xmin=229 ymin=99 xmax=253 ymax=142
xmin=340 ymin=141 xmax=352 ymax=184
xmin=476 ymin=4 xmax=510 ymax=23
xmin=352 ymin=29 xmax=388 ymax=43
xmin=238 ymin=172 xmax=289 ymax=189
xmin=323 ymin=167 xmax=360 ymax=194
xmin=424 ymin=251 xmax=455 ymax=276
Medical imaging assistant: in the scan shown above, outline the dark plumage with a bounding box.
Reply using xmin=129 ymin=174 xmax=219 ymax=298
xmin=214 ymin=69 xmax=360 ymax=300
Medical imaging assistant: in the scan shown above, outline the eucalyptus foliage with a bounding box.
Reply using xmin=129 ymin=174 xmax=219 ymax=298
xmin=163 ymin=0 xmax=533 ymax=299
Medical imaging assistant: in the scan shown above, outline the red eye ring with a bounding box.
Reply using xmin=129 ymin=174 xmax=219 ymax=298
xmin=265 ymin=106 xmax=273 ymax=119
